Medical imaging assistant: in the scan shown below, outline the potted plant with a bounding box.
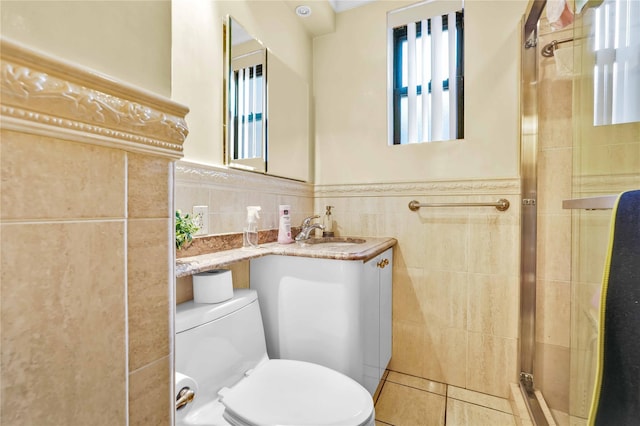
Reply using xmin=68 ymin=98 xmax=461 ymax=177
xmin=175 ymin=210 xmax=200 ymax=250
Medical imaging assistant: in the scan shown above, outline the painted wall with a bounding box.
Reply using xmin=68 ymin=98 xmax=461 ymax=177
xmin=0 ymin=0 xmax=172 ymax=97
xmin=313 ymin=0 xmax=528 ymax=185
xmin=171 ymin=0 xmax=313 ymax=166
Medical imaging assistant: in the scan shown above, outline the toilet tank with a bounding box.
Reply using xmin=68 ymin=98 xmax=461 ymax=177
xmin=175 ymin=289 xmax=268 ymax=404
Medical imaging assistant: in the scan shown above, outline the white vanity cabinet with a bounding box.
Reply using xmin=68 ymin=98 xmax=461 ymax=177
xmin=250 ymin=248 xmax=393 ymax=395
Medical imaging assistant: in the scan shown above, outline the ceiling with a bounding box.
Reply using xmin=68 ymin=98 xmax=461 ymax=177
xmin=328 ymin=0 xmax=376 ymax=13
xmin=284 ymin=0 xmax=376 ymax=37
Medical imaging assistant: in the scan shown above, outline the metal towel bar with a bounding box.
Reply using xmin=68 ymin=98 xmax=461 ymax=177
xmin=408 ymin=199 xmax=510 ymax=212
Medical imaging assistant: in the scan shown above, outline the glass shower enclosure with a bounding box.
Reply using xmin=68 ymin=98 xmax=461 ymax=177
xmin=520 ymin=0 xmax=639 ymax=424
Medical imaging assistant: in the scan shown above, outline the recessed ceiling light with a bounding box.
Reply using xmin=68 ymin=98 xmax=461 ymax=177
xmin=295 ymin=5 xmax=312 ymax=17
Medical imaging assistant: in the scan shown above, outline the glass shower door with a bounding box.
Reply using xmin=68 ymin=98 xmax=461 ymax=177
xmin=569 ymin=1 xmax=640 ymax=423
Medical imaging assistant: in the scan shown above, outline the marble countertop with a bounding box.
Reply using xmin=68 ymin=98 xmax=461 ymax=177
xmin=175 ymin=237 xmax=397 ymax=277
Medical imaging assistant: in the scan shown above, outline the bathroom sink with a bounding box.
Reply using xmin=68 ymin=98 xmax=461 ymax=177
xmin=300 ymin=237 xmax=367 ymax=246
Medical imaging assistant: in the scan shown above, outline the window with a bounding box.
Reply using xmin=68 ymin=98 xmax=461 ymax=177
xmin=388 ymin=1 xmax=464 ymax=144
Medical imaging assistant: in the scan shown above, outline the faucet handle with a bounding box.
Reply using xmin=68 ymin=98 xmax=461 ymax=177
xmin=302 ymin=215 xmax=320 ymax=228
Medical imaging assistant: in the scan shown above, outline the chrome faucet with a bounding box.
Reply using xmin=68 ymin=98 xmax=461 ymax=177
xmin=295 ymin=215 xmax=325 ymax=241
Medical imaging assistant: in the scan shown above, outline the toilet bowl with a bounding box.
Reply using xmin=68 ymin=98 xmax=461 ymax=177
xmin=175 ymin=289 xmax=375 ymax=426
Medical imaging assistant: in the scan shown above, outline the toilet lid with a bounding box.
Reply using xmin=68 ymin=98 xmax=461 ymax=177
xmin=219 ymin=359 xmax=374 ymax=426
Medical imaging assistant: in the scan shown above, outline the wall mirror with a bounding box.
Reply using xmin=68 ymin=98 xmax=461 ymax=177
xmin=225 ymin=16 xmax=310 ymax=182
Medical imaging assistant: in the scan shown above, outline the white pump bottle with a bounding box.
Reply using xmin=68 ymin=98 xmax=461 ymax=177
xmin=277 ymin=205 xmax=294 ymax=244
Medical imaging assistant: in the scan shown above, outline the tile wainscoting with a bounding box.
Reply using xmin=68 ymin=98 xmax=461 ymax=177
xmin=315 ymin=178 xmax=522 ymax=399
xmin=175 ymin=161 xmax=315 ymax=235
xmin=174 ymin=161 xmax=315 ymax=303
xmin=175 ymin=168 xmax=526 ymax=401
xmin=0 ymin=38 xmax=188 ymax=425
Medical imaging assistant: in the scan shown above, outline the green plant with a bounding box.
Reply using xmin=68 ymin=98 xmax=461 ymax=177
xmin=175 ymin=210 xmax=200 ymax=250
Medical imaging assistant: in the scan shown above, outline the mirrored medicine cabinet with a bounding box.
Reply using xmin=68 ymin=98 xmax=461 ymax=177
xmin=224 ymin=16 xmax=310 ymax=182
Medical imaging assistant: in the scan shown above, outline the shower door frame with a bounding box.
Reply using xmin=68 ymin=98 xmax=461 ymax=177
xmin=520 ymin=1 xmax=548 ymax=425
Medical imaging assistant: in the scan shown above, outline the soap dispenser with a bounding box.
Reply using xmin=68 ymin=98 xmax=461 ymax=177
xmin=322 ymin=205 xmax=335 ymax=237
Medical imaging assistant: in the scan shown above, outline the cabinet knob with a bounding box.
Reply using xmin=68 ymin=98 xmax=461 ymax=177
xmin=377 ymin=258 xmax=389 ymax=268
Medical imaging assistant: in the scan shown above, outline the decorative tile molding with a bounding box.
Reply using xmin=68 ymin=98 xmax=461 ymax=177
xmin=572 ymin=173 xmax=640 ymax=195
xmin=176 ymin=161 xmax=314 ymax=198
xmin=315 ymin=177 xmax=521 ymax=198
xmin=1 ymin=38 xmax=188 ymax=159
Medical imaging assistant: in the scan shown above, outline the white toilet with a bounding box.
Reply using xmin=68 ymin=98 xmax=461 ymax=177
xmin=175 ymin=289 xmax=375 ymax=426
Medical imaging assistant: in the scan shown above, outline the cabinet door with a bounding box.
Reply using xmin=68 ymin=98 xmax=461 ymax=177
xmin=362 ymin=254 xmax=381 ymax=395
xmin=362 ymin=248 xmax=393 ymax=395
xmin=379 ymin=248 xmax=393 ymax=375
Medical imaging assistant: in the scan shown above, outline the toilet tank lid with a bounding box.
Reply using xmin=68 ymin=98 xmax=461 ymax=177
xmin=176 ymin=289 xmax=258 ymax=334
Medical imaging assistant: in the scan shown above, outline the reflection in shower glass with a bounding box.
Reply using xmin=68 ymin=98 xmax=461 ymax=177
xmin=593 ymin=0 xmax=640 ymax=125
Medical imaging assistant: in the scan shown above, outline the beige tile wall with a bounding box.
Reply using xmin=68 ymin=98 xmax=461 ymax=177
xmin=1 ymin=211 xmax=127 ymax=425
xmin=127 ymin=155 xmax=174 ymax=426
xmin=175 ymin=161 xmax=314 ymax=235
xmin=315 ymin=179 xmax=521 ymax=399
xmin=0 ymin=134 xmax=174 ymax=425
xmin=0 ymin=39 xmax=187 ymax=426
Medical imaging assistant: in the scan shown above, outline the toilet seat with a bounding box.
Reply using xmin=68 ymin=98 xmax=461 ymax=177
xmin=219 ymin=359 xmax=374 ymax=426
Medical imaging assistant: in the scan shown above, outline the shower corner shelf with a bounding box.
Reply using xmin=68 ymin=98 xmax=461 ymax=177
xmin=562 ymin=195 xmax=618 ymax=210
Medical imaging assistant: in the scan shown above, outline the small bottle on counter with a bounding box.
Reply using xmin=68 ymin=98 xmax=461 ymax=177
xmin=243 ymin=206 xmax=261 ymax=248
xmin=322 ymin=205 xmax=335 ymax=237
xmin=277 ymin=205 xmax=294 ymax=244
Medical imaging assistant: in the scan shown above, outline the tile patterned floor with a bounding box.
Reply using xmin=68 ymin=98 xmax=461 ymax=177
xmin=374 ymin=371 xmax=518 ymax=426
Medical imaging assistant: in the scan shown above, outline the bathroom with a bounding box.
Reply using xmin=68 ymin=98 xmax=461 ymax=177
xmin=1 ymin=0 xmax=639 ymax=425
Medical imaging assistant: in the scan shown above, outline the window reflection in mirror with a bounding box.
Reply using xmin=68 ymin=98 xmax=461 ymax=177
xmin=227 ymin=18 xmax=267 ymax=173
xmin=224 ymin=16 xmax=311 ymax=182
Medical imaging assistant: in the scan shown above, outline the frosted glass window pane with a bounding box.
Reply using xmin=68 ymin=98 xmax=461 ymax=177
xmin=400 ymin=96 xmax=408 ymax=144
xmin=442 ymin=30 xmax=449 ymax=81
xmin=442 ymin=91 xmax=450 ymax=141
xmin=417 ymin=93 xmax=423 ymax=142
xmin=402 ymin=42 xmax=408 ymax=87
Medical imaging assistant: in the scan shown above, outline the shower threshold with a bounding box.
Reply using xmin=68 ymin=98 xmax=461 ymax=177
xmin=519 ymin=374 xmax=553 ymax=426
